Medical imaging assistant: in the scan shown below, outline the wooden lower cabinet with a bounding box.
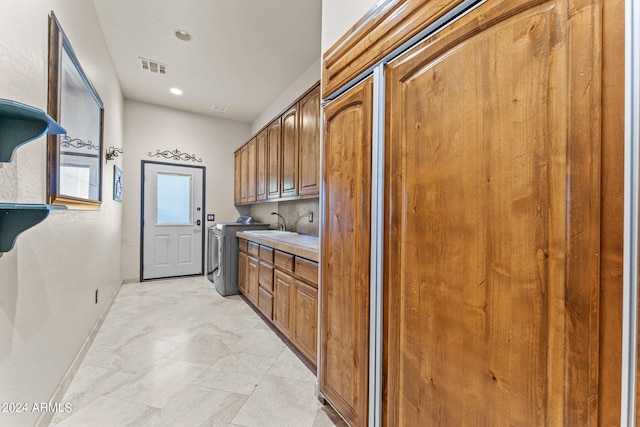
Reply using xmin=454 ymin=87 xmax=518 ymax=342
xmin=257 ymin=286 xmax=273 ymax=320
xmin=321 ymin=77 xmax=373 ymax=427
xmin=245 ymin=255 xmax=259 ymax=307
xmin=239 ymin=241 xmax=318 ymax=367
xmin=273 ymin=269 xmax=294 ymax=338
xmin=292 ymin=279 xmax=317 ymax=365
xmin=238 ymin=251 xmax=248 ymax=295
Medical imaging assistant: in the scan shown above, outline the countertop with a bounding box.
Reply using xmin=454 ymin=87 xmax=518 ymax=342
xmin=236 ymin=231 xmax=319 ymax=262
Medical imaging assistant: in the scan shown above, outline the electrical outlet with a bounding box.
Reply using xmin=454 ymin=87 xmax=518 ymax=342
xmin=207 ymin=214 xmax=215 ymax=221
xmin=95 ymin=289 xmax=99 ymax=304
xmin=308 ymin=211 xmax=314 ymax=223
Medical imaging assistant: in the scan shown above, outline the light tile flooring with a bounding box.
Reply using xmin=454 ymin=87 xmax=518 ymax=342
xmin=50 ymin=277 xmax=347 ymax=427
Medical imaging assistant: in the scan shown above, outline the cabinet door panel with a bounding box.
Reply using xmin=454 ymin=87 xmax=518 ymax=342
xmin=384 ymin=1 xmax=602 ymax=425
xmin=281 ymin=105 xmax=298 ymax=197
xmin=259 ymin=261 xmax=274 ymax=292
xmin=258 ymin=287 xmax=273 ymax=320
xmin=246 ymin=256 xmax=259 ymax=306
xmin=321 ymin=77 xmax=373 ymax=427
xmin=256 ymin=130 xmax=268 ymax=201
xmin=238 ymin=251 xmax=248 ymax=295
xmin=240 ymin=145 xmax=248 ymax=203
xmin=273 ymin=269 xmax=294 ymax=338
xmin=234 ymin=150 xmax=242 ymax=204
xmin=246 ymin=138 xmax=257 ymax=203
xmin=293 ymin=279 xmax=317 ymax=365
xmin=267 ymin=119 xmax=281 ymax=199
xmin=298 ymin=85 xmax=320 ymax=196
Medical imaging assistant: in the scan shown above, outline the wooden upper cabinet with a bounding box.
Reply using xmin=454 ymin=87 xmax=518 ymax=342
xmin=298 ymin=85 xmax=320 ymax=196
xmin=234 ymin=149 xmax=242 ymax=204
xmin=239 ymin=145 xmax=248 ymax=203
xmin=321 ymin=77 xmax=373 ymax=427
xmin=280 ymin=104 xmax=298 ymax=198
xmin=322 ymin=0 xmax=467 ymax=97
xmin=267 ymin=118 xmax=281 ymax=200
xmin=246 ymin=137 xmax=257 ymax=203
xmin=256 ymin=130 xmax=268 ymax=201
xmin=383 ymin=0 xmax=607 ymax=425
xmin=234 ymin=83 xmax=320 ymax=205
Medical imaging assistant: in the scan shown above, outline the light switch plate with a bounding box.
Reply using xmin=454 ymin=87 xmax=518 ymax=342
xmin=207 ymin=214 xmax=215 ymax=221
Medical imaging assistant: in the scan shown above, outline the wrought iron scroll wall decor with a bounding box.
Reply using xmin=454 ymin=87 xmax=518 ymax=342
xmin=106 ymin=146 xmax=124 ymax=160
xmin=148 ymin=148 xmax=202 ymax=163
xmin=60 ymin=135 xmax=100 ymax=150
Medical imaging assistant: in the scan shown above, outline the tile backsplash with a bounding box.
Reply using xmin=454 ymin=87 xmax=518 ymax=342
xmin=248 ymin=198 xmax=319 ymax=236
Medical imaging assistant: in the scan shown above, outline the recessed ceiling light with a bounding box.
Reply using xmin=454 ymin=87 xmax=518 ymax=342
xmin=170 ymin=87 xmax=183 ymax=95
xmin=174 ymin=30 xmax=192 ymax=42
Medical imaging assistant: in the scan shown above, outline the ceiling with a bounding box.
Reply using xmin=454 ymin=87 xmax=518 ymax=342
xmin=92 ymin=0 xmax=322 ymax=124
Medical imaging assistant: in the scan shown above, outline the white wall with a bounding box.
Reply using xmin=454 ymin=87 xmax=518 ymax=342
xmin=121 ymin=100 xmax=251 ymax=282
xmin=0 ymin=1 xmax=124 ymax=426
xmin=321 ymin=0 xmax=378 ymax=54
xmin=250 ymin=58 xmax=321 ymax=135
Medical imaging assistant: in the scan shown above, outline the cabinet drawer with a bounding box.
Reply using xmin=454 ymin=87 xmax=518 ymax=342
xmin=295 ymin=257 xmax=318 ymax=286
xmin=259 ymin=261 xmax=274 ymax=292
xmin=258 ymin=287 xmax=273 ymax=320
xmin=238 ymin=238 xmax=248 ymax=253
xmin=259 ymin=245 xmax=274 ymax=263
xmin=248 ymin=241 xmax=260 ymax=257
xmin=274 ymin=250 xmax=294 ymax=274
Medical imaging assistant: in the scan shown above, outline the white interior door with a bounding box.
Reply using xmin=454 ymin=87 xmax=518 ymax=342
xmin=142 ymin=162 xmax=204 ymax=280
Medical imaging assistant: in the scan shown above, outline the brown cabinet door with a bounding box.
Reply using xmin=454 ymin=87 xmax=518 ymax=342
xmin=234 ymin=149 xmax=242 ymax=204
xmin=239 ymin=145 xmax=248 ymax=203
xmin=267 ymin=118 xmax=281 ymax=199
xmin=238 ymin=251 xmax=248 ymax=295
xmin=384 ymin=1 xmax=604 ymax=425
xmin=273 ymin=268 xmax=294 ymax=339
xmin=281 ymin=104 xmax=298 ymax=198
xmin=298 ymin=85 xmax=320 ymax=196
xmin=256 ymin=130 xmax=268 ymax=201
xmin=246 ymin=256 xmax=259 ymax=306
xmin=259 ymin=261 xmax=274 ymax=292
xmin=246 ymin=137 xmax=257 ymax=203
xmin=257 ymin=287 xmax=274 ymax=320
xmin=293 ymin=279 xmax=317 ymax=365
xmin=321 ymin=76 xmax=373 ymax=427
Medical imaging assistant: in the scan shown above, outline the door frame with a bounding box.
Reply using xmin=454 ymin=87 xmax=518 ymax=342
xmin=140 ymin=160 xmax=206 ymax=281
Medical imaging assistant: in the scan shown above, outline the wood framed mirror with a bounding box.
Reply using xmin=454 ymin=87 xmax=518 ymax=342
xmin=47 ymin=11 xmax=103 ymax=208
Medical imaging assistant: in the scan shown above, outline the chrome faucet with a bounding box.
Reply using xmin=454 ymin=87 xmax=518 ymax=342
xmin=270 ymin=212 xmax=286 ymax=231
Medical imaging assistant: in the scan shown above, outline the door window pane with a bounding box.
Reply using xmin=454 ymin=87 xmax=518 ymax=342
xmin=156 ymin=173 xmax=191 ymax=225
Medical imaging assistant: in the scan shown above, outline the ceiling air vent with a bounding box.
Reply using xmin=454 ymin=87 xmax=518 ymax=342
xmin=139 ymin=57 xmax=167 ymax=75
xmin=211 ymin=104 xmax=229 ymax=113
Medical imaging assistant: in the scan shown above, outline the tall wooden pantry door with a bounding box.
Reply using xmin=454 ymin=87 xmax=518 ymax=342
xmin=321 ymin=77 xmax=373 ymax=427
xmin=383 ymin=0 xmax=611 ymax=425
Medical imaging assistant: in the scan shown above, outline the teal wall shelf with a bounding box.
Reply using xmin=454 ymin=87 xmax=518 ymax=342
xmin=0 ymin=204 xmax=66 ymax=253
xmin=0 ymin=98 xmax=66 ymax=162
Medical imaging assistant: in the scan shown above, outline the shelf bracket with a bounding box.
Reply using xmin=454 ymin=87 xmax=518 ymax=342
xmin=0 ymin=204 xmax=66 ymax=254
xmin=0 ymin=98 xmax=66 ymax=163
